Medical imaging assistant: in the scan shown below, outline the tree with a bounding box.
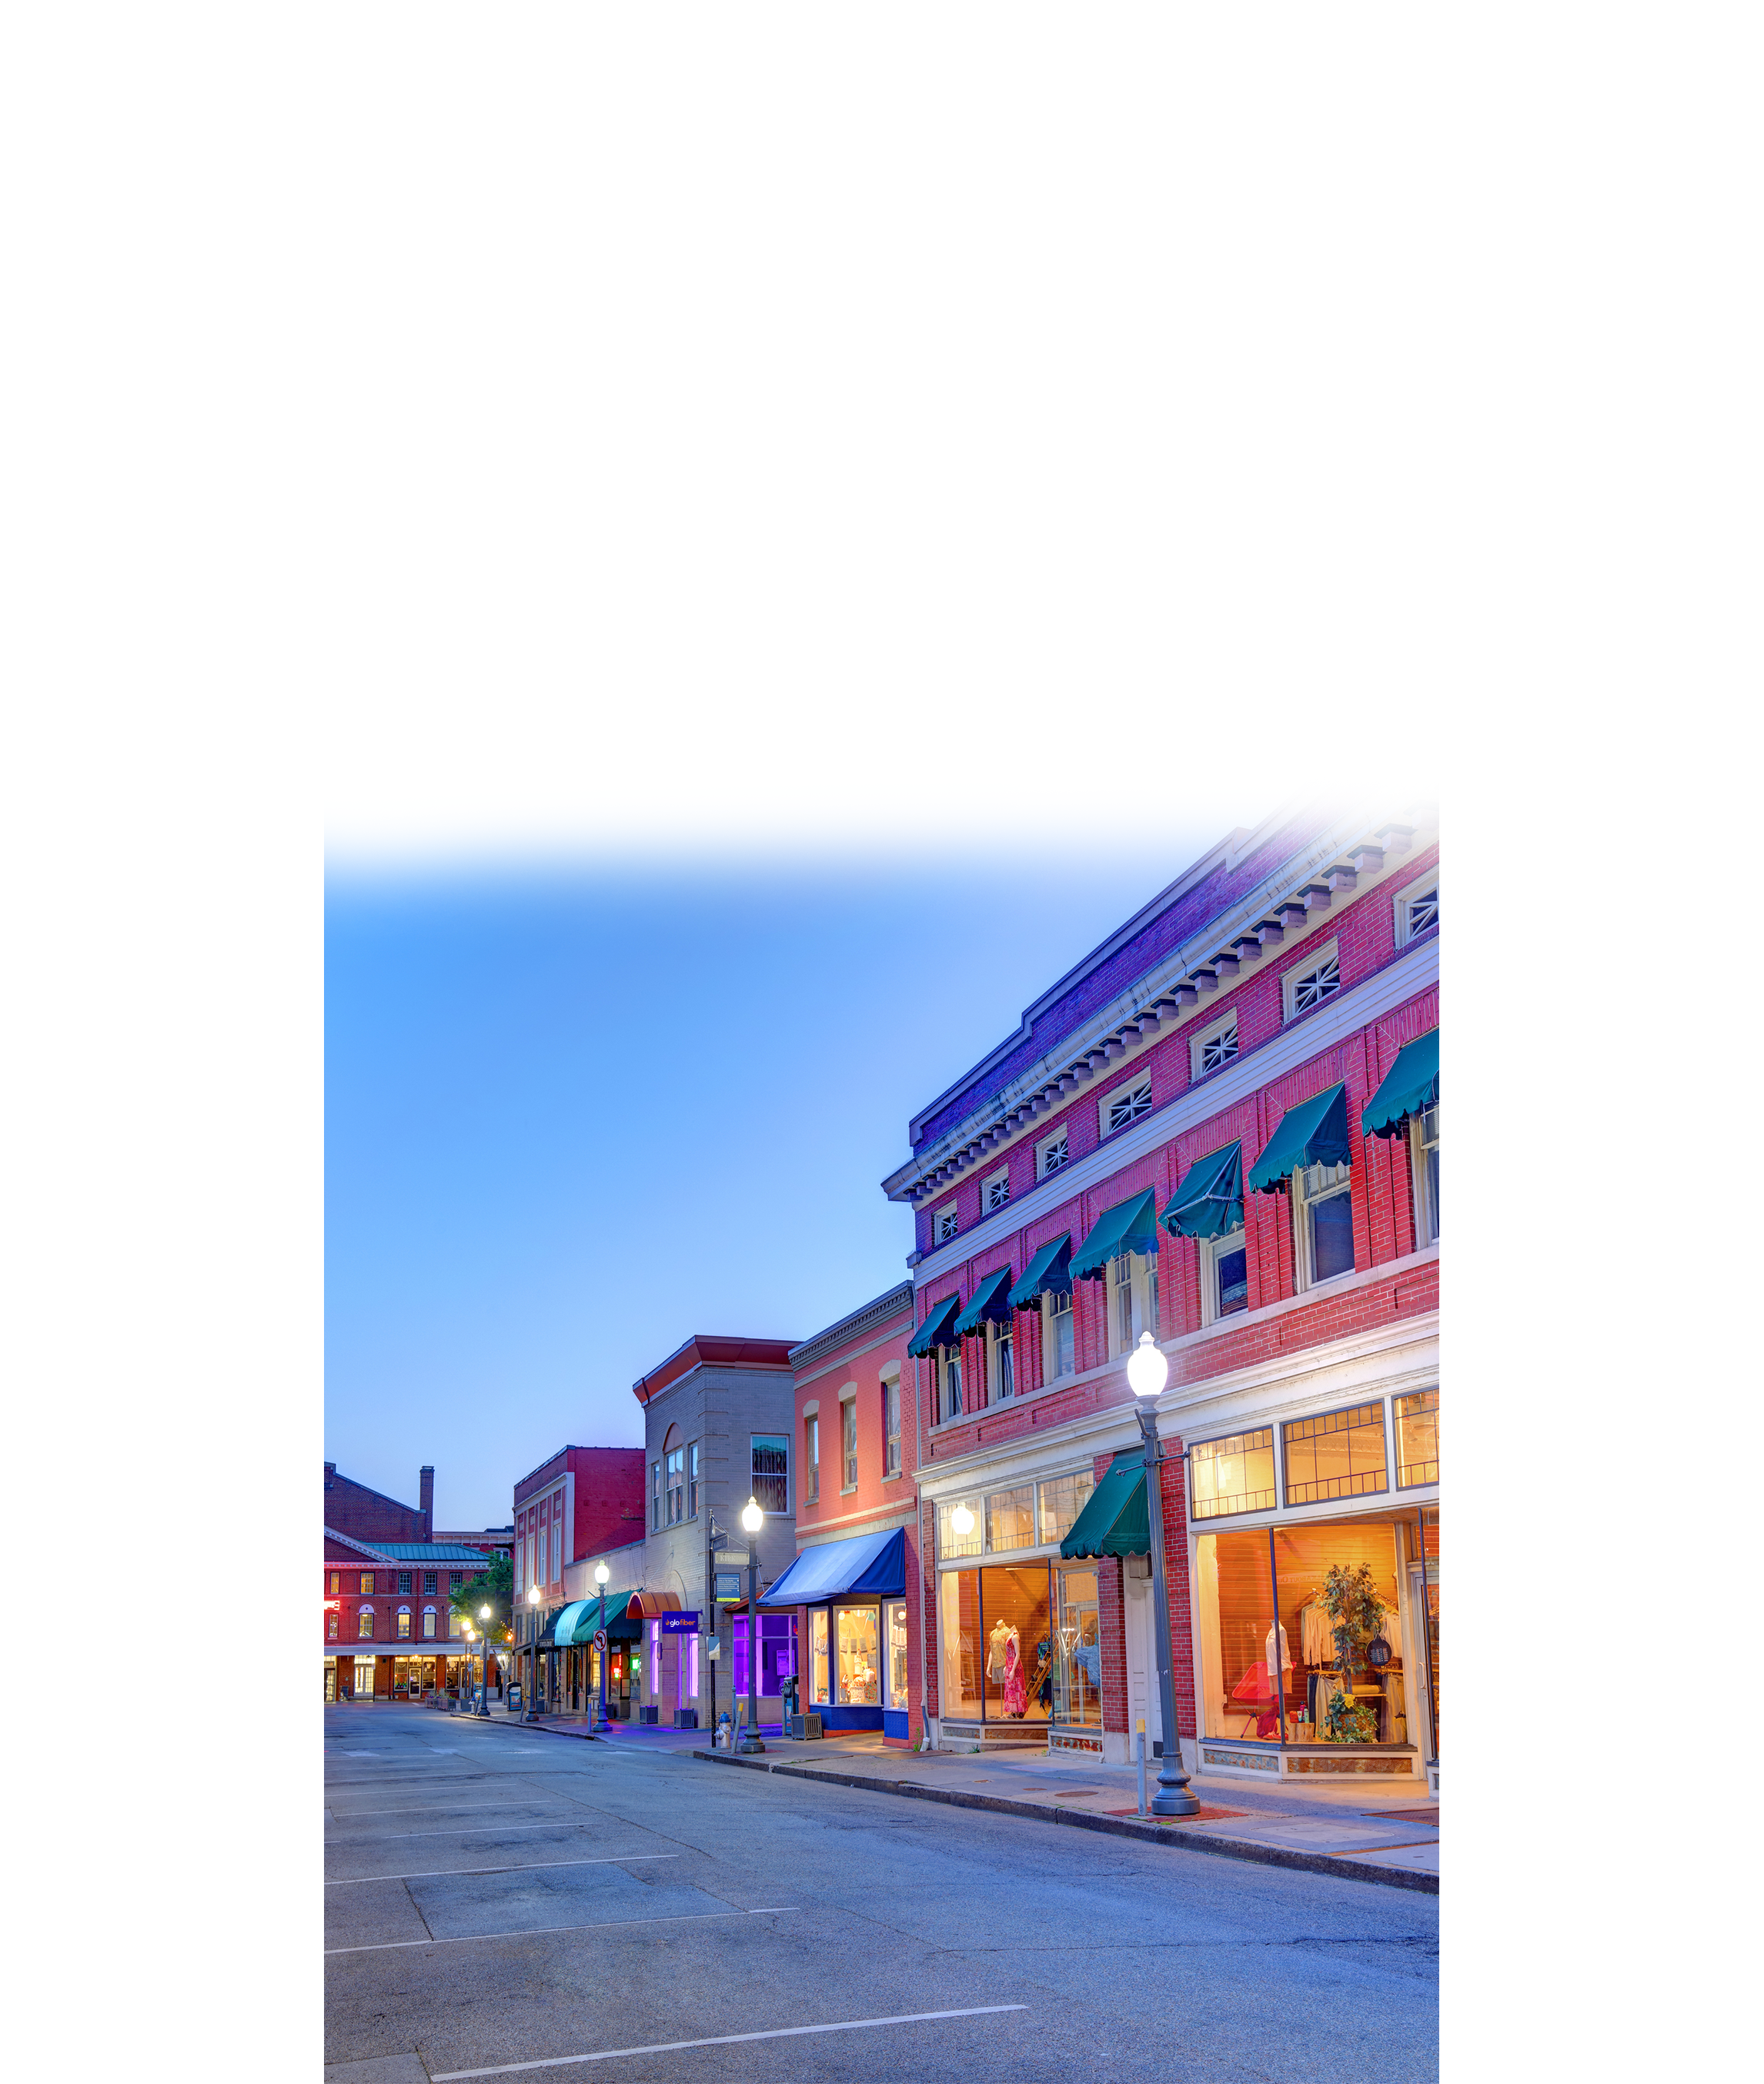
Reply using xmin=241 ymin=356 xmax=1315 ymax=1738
xmin=448 ymin=1552 xmax=513 ymax=1641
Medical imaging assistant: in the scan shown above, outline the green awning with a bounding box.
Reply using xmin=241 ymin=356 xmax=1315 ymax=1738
xmin=1247 ymin=1083 xmax=1351 ymax=1194
xmin=954 ymin=1267 xmax=1014 ymax=1340
xmin=1069 ymin=1189 xmax=1160 ymax=1283
xmin=1007 ymin=1234 xmax=1073 ymax=1311
xmin=555 ymin=1591 xmax=633 ymax=1648
xmin=1060 ymin=1451 xmax=1149 ymax=1558
xmin=907 ymin=1291 xmax=962 ymax=1357
xmin=1161 ymin=1142 xmax=1244 ymax=1240
xmin=1361 ymin=1030 xmax=1438 ymax=1139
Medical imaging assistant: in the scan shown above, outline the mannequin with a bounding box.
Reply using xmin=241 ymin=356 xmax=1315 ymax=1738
xmin=987 ymin=1618 xmax=1012 ymax=1684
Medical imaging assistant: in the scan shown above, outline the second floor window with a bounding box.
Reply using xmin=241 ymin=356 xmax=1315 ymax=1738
xmin=805 ymin=1414 xmax=820 ymax=1504
xmin=884 ymin=1379 xmax=901 ymax=1475
xmin=1412 ymin=1099 xmax=1440 ymax=1247
xmin=1111 ymin=1250 xmax=1158 ymax=1354
xmin=397 ymin=1609 xmax=412 ymax=1641
xmin=398 ymin=1571 xmax=412 ymax=1595
xmin=752 ymin=1434 xmax=790 ymax=1515
xmin=843 ymin=1398 xmax=858 ymax=1488
xmin=941 ymin=1345 xmax=964 ymax=1422
xmin=1295 ymin=1160 xmax=1355 ymax=1286
xmin=666 ymin=1447 xmax=685 ymax=1525
xmin=423 ymin=1571 xmax=437 ymax=1597
xmin=327 ymin=1612 xmax=339 ymax=1639
xmin=1044 ymin=1287 xmax=1074 ymax=1381
xmin=651 ymin=1463 xmax=661 ymax=1531
xmin=422 ymin=1607 xmax=436 ymax=1638
xmin=988 ymin=1319 xmax=1014 ymax=1402
xmin=359 ymin=1574 xmax=374 ymax=1596
xmin=329 ymin=1571 xmax=340 ymax=1595
xmin=358 ymin=1607 xmax=374 ymax=1639
xmin=1203 ymin=1222 xmax=1251 ymax=1324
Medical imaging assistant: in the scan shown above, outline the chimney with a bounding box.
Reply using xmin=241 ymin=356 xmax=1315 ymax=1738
xmin=419 ymin=1465 xmax=434 ymax=1538
xmin=324 ymin=1462 xmax=336 ymax=1485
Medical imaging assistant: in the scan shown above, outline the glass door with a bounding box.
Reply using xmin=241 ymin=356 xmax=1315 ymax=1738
xmin=1054 ymin=1567 xmax=1101 ymax=1725
xmin=885 ymin=1600 xmax=909 ymax=1714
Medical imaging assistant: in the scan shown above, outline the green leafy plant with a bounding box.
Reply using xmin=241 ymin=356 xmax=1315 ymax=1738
xmin=1316 ymin=1561 xmax=1387 ymax=1745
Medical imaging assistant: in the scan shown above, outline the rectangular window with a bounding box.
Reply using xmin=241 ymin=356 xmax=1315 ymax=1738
xmin=984 ymin=1166 xmax=1011 ymax=1214
xmin=423 ymin=1571 xmax=437 ymax=1597
xmin=884 ymin=1378 xmax=901 ymax=1475
xmin=1036 ymin=1468 xmax=1096 ymax=1547
xmin=934 ymin=1202 xmax=959 ymax=1245
xmin=805 ymin=1413 xmax=820 ymax=1505
xmin=842 ymin=1398 xmax=858 ymax=1488
xmin=985 ymin=1485 xmax=1036 ymax=1554
xmin=1038 ymin=1129 xmax=1069 ymax=1178
xmin=1200 ymin=1224 xmax=1250 ymax=1325
xmin=809 ymin=1609 xmax=830 ymax=1705
xmin=1189 ymin=1428 xmax=1277 ymax=1519
xmin=1104 ymin=1076 xmax=1152 ymax=1137
xmin=687 ymin=1441 xmax=700 ymax=1518
xmin=398 ymin=1571 xmax=412 ymax=1595
xmin=360 ymin=1574 xmax=374 ymax=1596
xmin=1191 ymin=1012 xmax=1240 ymax=1081
xmin=1395 ymin=1389 xmax=1439 ymax=1487
xmin=835 ymin=1606 xmax=880 ymax=1705
xmin=447 ymin=1573 xmax=460 ymax=1595
xmin=1282 ymin=1403 xmax=1388 ymax=1506
xmin=988 ymin=1319 xmax=1014 ymax=1402
xmin=1044 ymin=1287 xmax=1074 ymax=1380
xmin=937 ymin=1497 xmax=984 ymax=1561
xmin=358 ymin=1610 xmax=373 ymax=1639
xmin=1284 ymin=940 xmax=1341 ymax=1021
xmin=1110 ymin=1250 xmax=1157 ymax=1355
xmin=650 ymin=1461 xmax=661 ymax=1531
xmin=941 ymin=1346 xmax=964 ymax=1421
xmin=666 ymin=1446 xmax=685 ymax=1526
xmin=1295 ymin=1159 xmax=1355 ymax=1286
xmin=1412 ymin=1100 xmax=1440 ymax=1247
xmin=422 ymin=1609 xmax=436 ymax=1639
xmin=329 ymin=1571 xmax=340 ymax=1595
xmin=1397 ymin=875 xmax=1439 ymax=944
xmin=886 ymin=1599 xmax=909 ymax=1712
xmin=327 ymin=1612 xmax=339 ymax=1639
xmin=752 ymin=1434 xmax=790 ymax=1515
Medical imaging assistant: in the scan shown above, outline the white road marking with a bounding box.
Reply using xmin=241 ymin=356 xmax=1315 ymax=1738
xmin=329 ymin=1822 xmax=614 ymax=1845
xmin=326 ymin=1854 xmax=680 ymax=1887
xmin=325 ymin=1802 xmax=561 ymax=1820
xmin=428 ymin=2006 xmax=1030 ymax=2078
xmin=325 ymin=1906 xmax=794 ymax=1956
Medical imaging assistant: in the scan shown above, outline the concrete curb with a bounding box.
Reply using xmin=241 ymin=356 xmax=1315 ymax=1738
xmin=689 ymin=1748 xmax=1437 ymax=1896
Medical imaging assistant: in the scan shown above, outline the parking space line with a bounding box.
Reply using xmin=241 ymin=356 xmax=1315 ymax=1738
xmin=326 ymin=1854 xmax=680 ymax=1886
xmin=325 ymin=1907 xmax=795 ymax=1955
xmin=428 ymin=2006 xmax=1029 ymax=2078
xmin=329 ymin=1822 xmax=615 ymax=1845
xmin=326 ymin=1802 xmax=570 ymax=1821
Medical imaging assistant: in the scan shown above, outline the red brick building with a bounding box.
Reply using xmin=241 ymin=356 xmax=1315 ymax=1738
xmin=759 ymin=1284 xmax=919 ymax=1744
xmin=886 ymin=807 xmax=1439 ymax=1792
xmin=322 ymin=1528 xmax=509 ymax=1702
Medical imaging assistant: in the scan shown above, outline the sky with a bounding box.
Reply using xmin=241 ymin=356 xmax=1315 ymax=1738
xmin=325 ymin=836 xmax=1224 ymax=1528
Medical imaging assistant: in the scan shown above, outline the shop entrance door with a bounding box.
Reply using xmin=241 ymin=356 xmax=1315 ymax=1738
xmin=1125 ymin=1585 xmax=1161 ymax=1750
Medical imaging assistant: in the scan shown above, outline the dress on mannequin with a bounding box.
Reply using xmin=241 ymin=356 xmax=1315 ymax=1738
xmin=987 ymin=1620 xmax=1011 ymax=1685
xmin=1003 ymin=1630 xmax=1027 ymax=1717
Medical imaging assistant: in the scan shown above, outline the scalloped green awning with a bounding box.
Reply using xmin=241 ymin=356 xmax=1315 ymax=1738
xmin=1161 ymin=1141 xmax=1244 ymax=1241
xmin=907 ymin=1291 xmax=962 ymax=1358
xmin=1069 ymin=1189 xmax=1160 ymax=1282
xmin=1059 ymin=1451 xmax=1148 ymax=1558
xmin=1247 ymin=1084 xmax=1351 ymax=1194
xmin=1008 ymin=1234 xmax=1073 ymax=1311
xmin=954 ymin=1266 xmax=1014 ymax=1340
xmin=1361 ymin=1030 xmax=1438 ymax=1139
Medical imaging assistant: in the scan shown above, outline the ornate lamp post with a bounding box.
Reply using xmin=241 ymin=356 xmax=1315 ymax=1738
xmin=475 ymin=1602 xmax=494 ymax=1717
xmin=592 ymin=1561 xmax=611 ymax=1735
xmin=1126 ymin=1331 xmax=1201 ymax=1817
xmin=523 ymin=1582 xmax=542 ymax=1721
xmin=738 ymin=1495 xmax=765 ymax=1754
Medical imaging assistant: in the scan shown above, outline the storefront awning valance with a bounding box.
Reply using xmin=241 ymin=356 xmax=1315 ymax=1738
xmin=626 ymin=1591 xmax=681 ymax=1621
xmin=1008 ymin=1234 xmax=1072 ymax=1311
xmin=1247 ymin=1083 xmax=1351 ymax=1194
xmin=757 ymin=1528 xmax=907 ymax=1606
xmin=1161 ymin=1142 xmax=1244 ymax=1241
xmin=1361 ymin=1030 xmax=1438 ymax=1140
xmin=531 ymin=1605 xmax=568 ymax=1649
xmin=1069 ymin=1190 xmax=1160 ymax=1282
xmin=1059 ymin=1451 xmax=1149 ymax=1558
xmin=954 ymin=1267 xmax=1014 ymax=1340
xmin=907 ymin=1292 xmax=962 ymax=1357
xmin=555 ymin=1591 xmax=633 ymax=1647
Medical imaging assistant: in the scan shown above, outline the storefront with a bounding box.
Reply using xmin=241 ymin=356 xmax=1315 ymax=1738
xmin=1184 ymin=1387 xmax=1439 ymax=1787
xmin=760 ymin=1527 xmax=909 ymax=1742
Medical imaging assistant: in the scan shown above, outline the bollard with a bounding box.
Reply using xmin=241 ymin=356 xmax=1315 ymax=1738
xmin=1136 ymin=1718 xmax=1148 ymax=1818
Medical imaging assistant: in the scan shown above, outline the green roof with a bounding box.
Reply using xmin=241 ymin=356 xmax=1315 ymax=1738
xmin=1060 ymin=1451 xmax=1148 ymax=1558
xmin=1069 ymin=1190 xmax=1159 ymax=1282
xmin=1007 ymin=1234 xmax=1072 ymax=1311
xmin=953 ymin=1267 xmax=1014 ymax=1340
xmin=359 ymin=1544 xmax=502 ymax=1565
xmin=1361 ymin=1030 xmax=1438 ymax=1139
xmin=1247 ymin=1083 xmax=1351 ymax=1194
xmin=1161 ymin=1141 xmax=1244 ymax=1241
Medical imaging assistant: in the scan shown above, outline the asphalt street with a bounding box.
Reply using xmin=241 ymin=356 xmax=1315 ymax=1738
xmin=324 ymin=1705 xmax=1438 ymax=2083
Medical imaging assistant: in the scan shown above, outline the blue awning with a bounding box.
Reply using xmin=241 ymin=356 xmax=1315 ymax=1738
xmin=757 ymin=1528 xmax=907 ymax=1606
xmin=907 ymin=1293 xmax=961 ymax=1358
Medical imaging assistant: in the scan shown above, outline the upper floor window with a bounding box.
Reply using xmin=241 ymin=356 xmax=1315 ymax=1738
xmin=358 ymin=1607 xmax=374 ymax=1638
xmin=934 ymin=1202 xmax=959 ymax=1246
xmin=650 ymin=1461 xmax=661 ymax=1531
xmin=940 ymin=1344 xmax=964 ymax=1423
xmin=1189 ymin=1428 xmax=1277 ymax=1519
xmin=1104 ymin=1076 xmax=1152 ymax=1136
xmin=1110 ymin=1250 xmax=1158 ymax=1356
xmin=398 ymin=1571 xmax=413 ymax=1595
xmin=884 ymin=1377 xmax=901 ymax=1475
xmin=396 ymin=1608 xmax=412 ymax=1641
xmin=446 ymin=1573 xmax=461 ymax=1595
xmin=1038 ymin=1129 xmax=1069 ymax=1178
xmin=1200 ymin=1221 xmax=1250 ymax=1325
xmin=984 ymin=1167 xmax=1011 ymax=1214
xmin=327 ymin=1611 xmax=339 ymax=1639
xmin=1283 ymin=1402 xmax=1388 ymax=1506
xmin=1395 ymin=1389 xmax=1439 ymax=1487
xmin=752 ymin=1434 xmax=790 ymax=1515
xmin=1397 ymin=876 xmax=1439 ymax=945
xmin=423 ymin=1606 xmax=437 ymax=1639
xmin=359 ymin=1573 xmax=374 ymax=1596
xmin=1412 ymin=1099 xmax=1440 ymax=1247
xmin=665 ymin=1446 xmax=686 ymax=1526
xmin=329 ymin=1571 xmax=341 ymax=1595
xmin=987 ymin=1318 xmax=1015 ymax=1403
xmin=687 ymin=1440 xmax=700 ymax=1519
xmin=1284 ymin=941 xmax=1341 ymax=1022
xmin=423 ymin=1571 xmax=437 ymax=1597
xmin=1191 ymin=1012 xmax=1240 ymax=1081
xmin=842 ymin=1397 xmax=858 ymax=1488
xmin=1043 ymin=1286 xmax=1074 ymax=1381
xmin=1294 ymin=1159 xmax=1355 ymax=1287
xmin=803 ymin=1413 xmax=820 ymax=1504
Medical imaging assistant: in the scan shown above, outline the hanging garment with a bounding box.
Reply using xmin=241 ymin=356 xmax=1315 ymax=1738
xmin=1003 ymin=1631 xmax=1028 ymax=1717
xmin=987 ymin=1623 xmax=1011 ymax=1682
xmin=1265 ymin=1621 xmax=1293 ymax=1678
xmin=1034 ymin=1638 xmax=1054 ymax=1708
xmin=1300 ymin=1603 xmax=1334 ymax=1668
xmin=1073 ymin=1641 xmax=1102 ymax=1691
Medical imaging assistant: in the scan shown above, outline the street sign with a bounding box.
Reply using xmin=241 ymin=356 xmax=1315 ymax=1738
xmin=713 ymin=1551 xmax=751 ymax=1568
xmin=661 ymin=1611 xmax=700 ymax=1634
xmin=713 ymin=1572 xmax=741 ymax=1600
xmin=593 ymin=1629 xmax=608 ymax=1653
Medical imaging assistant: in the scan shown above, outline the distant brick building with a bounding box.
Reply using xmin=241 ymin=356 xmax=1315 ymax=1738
xmin=323 ymin=1461 xmax=434 ymax=1545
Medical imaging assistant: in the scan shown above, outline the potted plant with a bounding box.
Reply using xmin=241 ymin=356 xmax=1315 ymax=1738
xmin=1316 ymin=1561 xmax=1386 ymax=1744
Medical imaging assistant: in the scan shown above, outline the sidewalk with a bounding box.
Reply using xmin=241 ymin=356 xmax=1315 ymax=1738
xmin=690 ymin=1735 xmax=1438 ymax=1895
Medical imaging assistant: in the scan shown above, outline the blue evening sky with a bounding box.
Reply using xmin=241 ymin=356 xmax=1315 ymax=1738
xmin=325 ymin=837 xmax=1222 ymax=1528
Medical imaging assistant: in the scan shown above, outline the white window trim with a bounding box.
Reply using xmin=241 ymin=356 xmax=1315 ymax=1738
xmin=1198 ymin=1221 xmax=1251 ymax=1328
xmin=1395 ymin=873 xmax=1439 ymax=947
xmin=986 ymin=1315 xmax=1016 ymax=1404
xmin=939 ymin=1344 xmax=964 ymax=1421
xmin=1189 ymin=1009 xmax=1241 ymax=1083
xmin=1292 ymin=1159 xmax=1355 ymax=1291
xmin=1099 ymin=1074 xmax=1152 ymax=1140
xmin=1282 ymin=937 xmax=1341 ymax=1024
xmin=1410 ymin=1103 xmax=1440 ymax=1248
xmin=931 ymin=1198 xmax=960 ymax=1245
xmin=1037 ymin=1127 xmax=1071 ymax=1180
xmin=982 ymin=1164 xmax=1011 ymax=1213
xmin=1041 ymin=1286 xmax=1075 ymax=1383
xmin=1106 ymin=1249 xmax=1159 ymax=1358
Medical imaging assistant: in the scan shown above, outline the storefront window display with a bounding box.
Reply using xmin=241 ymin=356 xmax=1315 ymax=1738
xmin=1052 ymin=1566 xmax=1101 ymax=1726
xmin=940 ymin=1468 xmax=1097 ymax=1564
xmin=886 ymin=1600 xmax=909 ymax=1714
xmin=938 ymin=1565 xmax=1055 ymax=1724
xmin=1281 ymin=1403 xmax=1388 ymax=1507
xmin=1190 ymin=1429 xmax=1277 ymax=1520
xmin=809 ymin=1608 xmax=830 ymax=1705
xmin=324 ymin=1659 xmax=337 ymax=1702
xmin=1395 ymin=1390 xmax=1438 ymax=1488
xmin=835 ymin=1606 xmax=880 ymax=1705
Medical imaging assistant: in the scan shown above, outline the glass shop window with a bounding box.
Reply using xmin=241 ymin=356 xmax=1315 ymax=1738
xmin=809 ymin=1609 xmax=830 ymax=1705
xmin=1036 ymin=1468 xmax=1096 ymax=1547
xmin=1189 ymin=1429 xmax=1277 ymax=1520
xmin=886 ymin=1600 xmax=909 ymax=1712
xmin=835 ymin=1606 xmax=880 ymax=1706
xmin=1395 ymin=1389 xmax=1439 ymax=1488
xmin=985 ymin=1485 xmax=1036 ymax=1555
xmin=759 ymin=1615 xmax=796 ymax=1695
xmin=939 ymin=1570 xmax=982 ymax=1722
xmin=981 ymin=1566 xmax=1054 ymax=1725
xmin=1282 ymin=1403 xmax=1388 ymax=1507
xmin=1053 ymin=1566 xmax=1101 ymax=1728
xmin=937 ymin=1498 xmax=983 ymax=1561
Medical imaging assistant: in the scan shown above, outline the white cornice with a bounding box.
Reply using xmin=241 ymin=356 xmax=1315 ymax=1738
xmin=911 ymin=932 xmax=1438 ymax=1288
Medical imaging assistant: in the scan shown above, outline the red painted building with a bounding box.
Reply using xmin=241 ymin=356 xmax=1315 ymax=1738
xmin=513 ymin=1446 xmax=648 ymax=1613
xmin=886 ymin=807 xmax=1440 ymax=1792
xmin=760 ymin=1284 xmax=920 ymax=1744
xmin=322 ymin=1528 xmax=509 ymax=1702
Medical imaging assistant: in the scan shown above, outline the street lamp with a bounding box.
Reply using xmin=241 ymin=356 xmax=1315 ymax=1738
xmin=738 ymin=1495 xmax=765 ymax=1754
xmin=476 ymin=1602 xmax=493 ymax=1717
xmin=592 ymin=1561 xmax=610 ymax=1735
xmin=1126 ymin=1331 xmax=1201 ymax=1817
xmin=524 ymin=1582 xmax=542 ymax=1720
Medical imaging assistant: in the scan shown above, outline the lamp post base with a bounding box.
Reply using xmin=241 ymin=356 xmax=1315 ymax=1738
xmin=737 ymin=1737 xmax=767 ymax=1754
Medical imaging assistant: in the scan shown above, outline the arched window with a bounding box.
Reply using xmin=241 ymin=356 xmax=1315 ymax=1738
xmin=422 ymin=1606 xmax=436 ymax=1640
xmin=358 ymin=1605 xmax=374 ymax=1639
xmin=397 ymin=1607 xmax=412 ymax=1641
xmin=663 ymin=1424 xmax=686 ymax=1525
